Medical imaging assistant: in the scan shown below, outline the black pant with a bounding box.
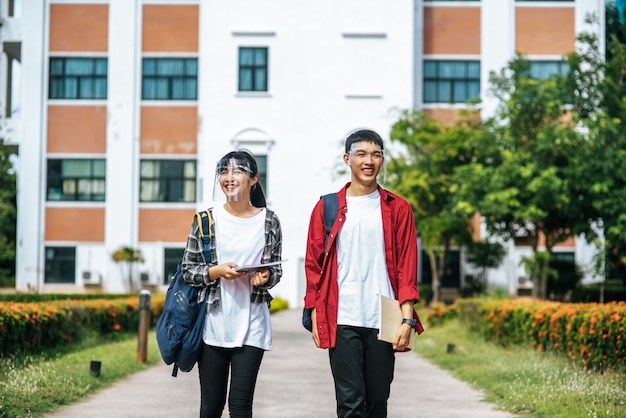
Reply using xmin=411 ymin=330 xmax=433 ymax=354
xmin=329 ymin=325 xmax=395 ymax=418
xmin=198 ymin=343 xmax=264 ymax=418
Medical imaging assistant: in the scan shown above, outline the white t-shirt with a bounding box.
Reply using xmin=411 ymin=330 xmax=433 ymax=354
xmin=203 ymin=205 xmax=272 ymax=350
xmin=336 ymin=190 xmax=394 ymax=329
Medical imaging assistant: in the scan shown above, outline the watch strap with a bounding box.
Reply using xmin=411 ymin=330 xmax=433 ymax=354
xmin=402 ymin=318 xmax=417 ymax=328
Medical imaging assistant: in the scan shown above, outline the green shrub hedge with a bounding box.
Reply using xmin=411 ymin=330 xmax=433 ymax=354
xmin=0 ymin=294 xmax=290 ymax=358
xmin=0 ymin=294 xmax=166 ymax=357
xmin=427 ymin=298 xmax=626 ymax=372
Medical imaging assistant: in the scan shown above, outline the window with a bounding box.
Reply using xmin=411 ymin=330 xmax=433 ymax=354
xmin=238 ymin=47 xmax=268 ymax=92
xmin=45 ymin=247 xmax=76 ymax=284
xmin=256 ymin=155 xmax=267 ymax=195
xmin=163 ymin=248 xmax=184 ymax=285
xmin=49 ymin=58 xmax=107 ymax=99
xmin=419 ymin=249 xmax=461 ymax=287
xmin=423 ymin=60 xmax=480 ymax=104
xmin=142 ymin=58 xmax=198 ymax=100
xmin=140 ymin=160 xmax=196 ymax=202
xmin=528 ymin=61 xmax=569 ymax=80
xmin=47 ymin=159 xmax=106 ymax=201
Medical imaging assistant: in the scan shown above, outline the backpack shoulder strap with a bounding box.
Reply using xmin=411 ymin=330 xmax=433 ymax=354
xmin=195 ymin=210 xmax=214 ymax=262
xmin=321 ymin=193 xmax=338 ymax=252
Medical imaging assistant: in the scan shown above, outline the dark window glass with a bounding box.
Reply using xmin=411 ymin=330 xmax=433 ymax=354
xmin=238 ymin=47 xmax=268 ymax=92
xmin=47 ymin=159 xmax=106 ymax=201
xmin=163 ymin=248 xmax=185 ymax=286
xmin=140 ymin=160 xmax=196 ymax=202
xmin=419 ymin=249 xmax=461 ymax=288
xmin=423 ymin=60 xmax=480 ymax=104
xmin=528 ymin=61 xmax=569 ymax=79
xmin=256 ymin=155 xmax=267 ymax=195
xmin=49 ymin=58 xmax=108 ymax=99
xmin=45 ymin=247 xmax=76 ymax=284
xmin=142 ymin=58 xmax=198 ymax=100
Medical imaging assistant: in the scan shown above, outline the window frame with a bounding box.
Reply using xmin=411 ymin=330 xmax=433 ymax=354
xmin=141 ymin=58 xmax=198 ymax=101
xmin=423 ymin=60 xmax=481 ymax=104
xmin=163 ymin=248 xmax=185 ymax=286
xmin=238 ymin=47 xmax=269 ymax=92
xmin=44 ymin=246 xmax=76 ymax=284
xmin=527 ymin=60 xmax=569 ymax=80
xmin=49 ymin=57 xmax=108 ymax=100
xmin=46 ymin=158 xmax=106 ymax=202
xmin=139 ymin=159 xmax=197 ymax=203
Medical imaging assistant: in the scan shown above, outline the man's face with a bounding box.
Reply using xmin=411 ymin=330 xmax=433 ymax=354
xmin=343 ymin=141 xmax=384 ymax=187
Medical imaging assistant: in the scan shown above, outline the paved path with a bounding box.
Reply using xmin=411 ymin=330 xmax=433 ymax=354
xmin=46 ymin=308 xmax=515 ymax=417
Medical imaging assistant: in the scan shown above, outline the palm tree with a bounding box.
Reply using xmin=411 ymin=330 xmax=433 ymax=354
xmin=112 ymin=246 xmax=144 ymax=292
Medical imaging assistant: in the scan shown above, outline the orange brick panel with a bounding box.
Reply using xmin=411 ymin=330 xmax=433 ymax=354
xmin=45 ymin=207 xmax=105 ymax=242
xmin=554 ymin=236 xmax=575 ymax=248
xmin=140 ymin=107 xmax=198 ymax=154
xmin=142 ymin=5 xmax=199 ymax=52
xmin=49 ymin=4 xmax=108 ymax=52
xmin=139 ymin=208 xmax=196 ymax=242
xmin=47 ymin=106 xmax=107 ymax=154
xmin=516 ymin=8 xmax=575 ymax=55
xmin=423 ymin=108 xmax=462 ymax=126
xmin=423 ymin=7 xmax=480 ymax=55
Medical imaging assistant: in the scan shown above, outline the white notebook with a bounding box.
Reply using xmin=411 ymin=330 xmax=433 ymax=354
xmin=378 ymin=295 xmax=416 ymax=348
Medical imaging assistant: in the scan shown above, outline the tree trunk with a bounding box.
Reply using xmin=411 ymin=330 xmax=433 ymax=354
xmin=428 ymin=249 xmax=440 ymax=303
xmin=538 ymin=254 xmax=551 ymax=300
xmin=127 ymin=262 xmax=134 ymax=293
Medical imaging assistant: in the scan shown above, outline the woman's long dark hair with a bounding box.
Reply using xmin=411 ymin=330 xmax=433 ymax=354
xmin=216 ymin=149 xmax=267 ymax=208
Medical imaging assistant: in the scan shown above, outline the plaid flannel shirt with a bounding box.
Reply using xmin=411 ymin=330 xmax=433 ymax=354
xmin=181 ymin=207 xmax=283 ymax=311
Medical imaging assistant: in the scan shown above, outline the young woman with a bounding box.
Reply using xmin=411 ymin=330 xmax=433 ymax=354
xmin=182 ymin=150 xmax=283 ymax=418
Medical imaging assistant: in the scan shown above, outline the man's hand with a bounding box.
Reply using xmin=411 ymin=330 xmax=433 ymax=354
xmin=392 ymin=323 xmax=413 ymax=351
xmin=311 ymin=309 xmax=321 ymax=348
xmin=393 ymin=299 xmax=416 ymax=351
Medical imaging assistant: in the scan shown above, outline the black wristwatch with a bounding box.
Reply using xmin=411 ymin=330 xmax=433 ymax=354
xmin=402 ymin=318 xmax=416 ymax=328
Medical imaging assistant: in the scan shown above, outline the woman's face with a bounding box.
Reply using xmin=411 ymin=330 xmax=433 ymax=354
xmin=218 ymin=158 xmax=257 ymax=202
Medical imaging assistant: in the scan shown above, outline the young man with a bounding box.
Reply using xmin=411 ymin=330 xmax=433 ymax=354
xmin=304 ymin=129 xmax=423 ymax=417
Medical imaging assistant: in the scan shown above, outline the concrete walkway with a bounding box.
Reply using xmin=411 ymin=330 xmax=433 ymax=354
xmin=46 ymin=308 xmax=515 ymax=418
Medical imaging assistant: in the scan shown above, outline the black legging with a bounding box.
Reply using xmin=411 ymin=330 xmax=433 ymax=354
xmin=198 ymin=343 xmax=265 ymax=418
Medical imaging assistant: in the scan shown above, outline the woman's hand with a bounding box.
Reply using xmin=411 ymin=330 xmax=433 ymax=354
xmin=210 ymin=263 xmax=247 ymax=281
xmin=250 ymin=268 xmax=270 ymax=286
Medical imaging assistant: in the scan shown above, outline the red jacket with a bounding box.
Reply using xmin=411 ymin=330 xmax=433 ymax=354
xmin=304 ymin=183 xmax=423 ymax=349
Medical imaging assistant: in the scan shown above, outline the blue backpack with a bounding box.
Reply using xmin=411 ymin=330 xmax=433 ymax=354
xmin=302 ymin=193 xmax=338 ymax=332
xmin=156 ymin=210 xmax=213 ymax=377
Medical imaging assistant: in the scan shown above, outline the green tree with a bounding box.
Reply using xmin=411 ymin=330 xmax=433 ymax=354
xmin=111 ymin=246 xmax=144 ymax=292
xmin=456 ymin=56 xmax=598 ymax=299
xmin=566 ymin=16 xmax=626 ymax=286
xmin=0 ymin=140 xmax=16 ymax=287
xmin=387 ymin=110 xmax=478 ymax=303
xmin=464 ymin=239 xmax=507 ymax=294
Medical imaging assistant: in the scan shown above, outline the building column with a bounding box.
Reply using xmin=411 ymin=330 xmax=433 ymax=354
xmin=104 ymin=0 xmax=140 ymax=292
xmin=481 ymin=0 xmax=515 ymax=119
xmin=15 ymin=0 xmax=46 ymax=291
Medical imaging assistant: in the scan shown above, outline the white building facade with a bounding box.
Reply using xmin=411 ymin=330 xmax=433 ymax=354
xmin=1 ymin=0 xmax=605 ymax=306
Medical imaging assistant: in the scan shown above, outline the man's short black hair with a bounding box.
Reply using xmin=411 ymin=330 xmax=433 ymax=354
xmin=345 ymin=129 xmax=384 ymax=154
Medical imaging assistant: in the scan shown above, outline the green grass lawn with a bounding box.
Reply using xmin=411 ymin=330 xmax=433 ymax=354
xmin=3 ymin=308 xmax=625 ymax=418
xmin=413 ymin=318 xmax=626 ymax=418
xmin=0 ymin=331 xmax=162 ymax=418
